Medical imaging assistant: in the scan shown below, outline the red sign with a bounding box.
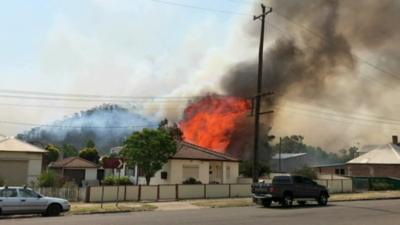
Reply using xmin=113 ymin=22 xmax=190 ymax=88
xmin=101 ymin=158 xmax=124 ymax=169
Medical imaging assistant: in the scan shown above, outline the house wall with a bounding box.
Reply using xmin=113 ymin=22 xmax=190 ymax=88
xmin=0 ymin=152 xmax=43 ymax=184
xmin=314 ymin=165 xmax=347 ymax=176
xmin=347 ymin=164 xmax=400 ymax=178
xmin=137 ymin=160 xmax=238 ymax=185
xmin=222 ymin=161 xmax=239 ymax=184
xmin=85 ymin=168 xmax=98 ymax=180
xmin=169 ymin=159 xmax=210 ymax=184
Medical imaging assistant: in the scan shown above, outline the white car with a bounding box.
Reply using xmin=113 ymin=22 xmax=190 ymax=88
xmin=0 ymin=186 xmax=70 ymax=216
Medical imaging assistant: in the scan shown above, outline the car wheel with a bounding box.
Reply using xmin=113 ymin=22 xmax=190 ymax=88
xmin=318 ymin=193 xmax=329 ymax=206
xmin=46 ymin=204 xmax=62 ymax=217
xmin=262 ymin=199 xmax=272 ymax=207
xmin=298 ymin=201 xmax=306 ymax=206
xmin=281 ymin=193 xmax=293 ymax=208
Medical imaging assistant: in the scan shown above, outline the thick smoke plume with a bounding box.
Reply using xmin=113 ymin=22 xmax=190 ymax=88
xmin=220 ymin=0 xmax=400 ymax=150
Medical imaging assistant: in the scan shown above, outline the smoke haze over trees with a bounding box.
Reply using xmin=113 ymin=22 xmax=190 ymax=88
xmin=17 ymin=104 xmax=155 ymax=153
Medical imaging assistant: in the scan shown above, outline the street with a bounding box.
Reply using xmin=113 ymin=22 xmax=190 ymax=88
xmin=1 ymin=199 xmax=400 ymax=225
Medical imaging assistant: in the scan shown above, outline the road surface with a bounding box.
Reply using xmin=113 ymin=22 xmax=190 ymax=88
xmin=2 ymin=199 xmax=400 ymax=225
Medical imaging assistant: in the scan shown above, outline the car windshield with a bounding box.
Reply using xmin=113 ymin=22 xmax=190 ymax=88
xmin=19 ymin=188 xmax=40 ymax=198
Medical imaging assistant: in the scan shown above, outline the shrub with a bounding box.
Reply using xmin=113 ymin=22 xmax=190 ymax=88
xmin=182 ymin=177 xmax=202 ymax=184
xmin=0 ymin=177 xmax=5 ymax=186
xmin=38 ymin=171 xmax=61 ymax=188
xmin=118 ymin=176 xmax=133 ymax=185
xmin=293 ymin=166 xmax=318 ymax=180
xmin=103 ymin=176 xmax=132 ymax=186
xmin=239 ymin=161 xmax=270 ymax=177
xmin=371 ymin=182 xmax=394 ymax=191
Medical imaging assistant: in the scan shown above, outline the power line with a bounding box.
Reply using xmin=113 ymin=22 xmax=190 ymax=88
xmin=0 ymin=89 xmax=200 ymax=100
xmin=149 ymin=0 xmax=250 ymax=16
xmin=0 ymin=120 xmax=158 ymax=129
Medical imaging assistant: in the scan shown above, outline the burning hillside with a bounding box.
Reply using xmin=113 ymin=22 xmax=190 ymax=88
xmin=179 ymin=96 xmax=251 ymax=154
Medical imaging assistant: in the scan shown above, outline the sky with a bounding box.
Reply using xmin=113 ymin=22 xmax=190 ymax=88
xmin=0 ymin=0 xmax=255 ymax=136
xmin=1 ymin=0 xmax=399 ymax=152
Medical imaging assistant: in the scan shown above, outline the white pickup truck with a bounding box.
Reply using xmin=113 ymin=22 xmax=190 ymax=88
xmin=0 ymin=186 xmax=70 ymax=216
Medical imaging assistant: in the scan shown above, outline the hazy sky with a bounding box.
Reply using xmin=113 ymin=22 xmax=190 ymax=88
xmin=1 ymin=0 xmax=399 ymax=152
xmin=0 ymin=0 xmax=254 ymax=136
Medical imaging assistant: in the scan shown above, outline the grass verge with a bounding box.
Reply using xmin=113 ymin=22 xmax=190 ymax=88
xmin=191 ymin=198 xmax=255 ymax=208
xmin=70 ymin=203 xmax=157 ymax=215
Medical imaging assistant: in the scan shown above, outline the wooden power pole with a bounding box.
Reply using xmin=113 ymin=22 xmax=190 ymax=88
xmin=252 ymin=4 xmax=273 ymax=183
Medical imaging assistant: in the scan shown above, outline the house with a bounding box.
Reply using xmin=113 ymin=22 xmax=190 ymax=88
xmin=312 ymin=163 xmax=347 ymax=176
xmin=110 ymin=142 xmax=240 ymax=185
xmin=0 ymin=137 xmax=47 ymax=186
xmin=48 ymin=157 xmax=98 ymax=186
xmin=346 ymin=136 xmax=400 ymax=178
xmin=270 ymin=153 xmax=319 ymax=173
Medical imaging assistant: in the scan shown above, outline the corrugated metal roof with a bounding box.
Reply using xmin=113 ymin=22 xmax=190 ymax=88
xmin=0 ymin=137 xmax=47 ymax=153
xmin=271 ymin=153 xmax=307 ymax=160
xmin=347 ymin=144 xmax=400 ymax=164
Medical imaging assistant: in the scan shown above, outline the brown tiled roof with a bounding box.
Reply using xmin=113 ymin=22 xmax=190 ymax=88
xmin=49 ymin=157 xmax=98 ymax=168
xmin=172 ymin=142 xmax=239 ymax=162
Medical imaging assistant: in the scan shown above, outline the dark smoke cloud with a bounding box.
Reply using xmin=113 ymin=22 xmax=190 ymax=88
xmin=220 ymin=0 xmax=400 ymax=152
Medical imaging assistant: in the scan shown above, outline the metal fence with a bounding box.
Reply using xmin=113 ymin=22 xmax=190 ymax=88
xmin=33 ymin=187 xmax=86 ymax=202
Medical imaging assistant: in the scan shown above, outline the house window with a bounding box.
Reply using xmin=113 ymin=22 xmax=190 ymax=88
xmin=182 ymin=165 xmax=199 ymax=180
xmin=340 ymin=169 xmax=345 ymax=175
xmin=226 ymin=166 xmax=231 ymax=179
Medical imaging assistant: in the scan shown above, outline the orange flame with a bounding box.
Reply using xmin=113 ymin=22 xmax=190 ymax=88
xmin=180 ymin=96 xmax=251 ymax=153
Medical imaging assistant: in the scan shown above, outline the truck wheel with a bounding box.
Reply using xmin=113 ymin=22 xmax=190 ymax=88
xmin=297 ymin=201 xmax=306 ymax=206
xmin=262 ymin=199 xmax=272 ymax=207
xmin=281 ymin=193 xmax=293 ymax=208
xmin=46 ymin=204 xmax=61 ymax=217
xmin=317 ymin=193 xmax=329 ymax=206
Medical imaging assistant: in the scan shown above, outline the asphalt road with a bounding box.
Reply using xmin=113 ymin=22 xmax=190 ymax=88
xmin=2 ymin=199 xmax=400 ymax=225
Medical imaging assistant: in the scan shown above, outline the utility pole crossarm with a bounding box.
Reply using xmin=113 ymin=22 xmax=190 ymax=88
xmin=253 ymin=5 xmax=272 ymax=20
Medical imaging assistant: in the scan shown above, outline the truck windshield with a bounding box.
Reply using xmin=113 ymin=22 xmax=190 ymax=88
xmin=272 ymin=176 xmax=291 ymax=184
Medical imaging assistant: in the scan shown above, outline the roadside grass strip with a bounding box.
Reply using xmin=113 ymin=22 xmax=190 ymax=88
xmin=70 ymin=203 xmax=157 ymax=215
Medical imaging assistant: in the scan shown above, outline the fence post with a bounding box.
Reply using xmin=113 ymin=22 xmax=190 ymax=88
xmin=204 ymin=184 xmax=207 ymax=199
xmin=138 ymin=185 xmax=142 ymax=202
xmin=85 ymin=186 xmax=91 ymax=203
xmin=157 ymin=185 xmax=160 ymax=201
xmin=175 ymin=184 xmax=179 ymax=201
xmin=101 ymin=185 xmax=104 ymax=208
xmin=341 ymin=180 xmax=344 ymax=193
xmin=124 ymin=185 xmax=127 ymax=201
xmin=228 ymin=184 xmax=231 ymax=198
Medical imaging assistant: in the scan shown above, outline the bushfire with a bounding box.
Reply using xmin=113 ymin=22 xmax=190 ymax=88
xmin=179 ymin=96 xmax=251 ymax=153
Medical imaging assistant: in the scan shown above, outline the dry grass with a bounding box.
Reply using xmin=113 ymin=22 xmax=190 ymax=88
xmin=331 ymin=191 xmax=400 ymax=202
xmin=70 ymin=202 xmax=157 ymax=215
xmin=191 ymin=198 xmax=255 ymax=208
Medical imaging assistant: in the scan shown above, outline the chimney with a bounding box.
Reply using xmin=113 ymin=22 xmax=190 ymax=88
xmin=392 ymin=135 xmax=398 ymax=145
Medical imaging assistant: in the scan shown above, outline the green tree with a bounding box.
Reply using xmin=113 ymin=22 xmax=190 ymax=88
xmin=61 ymin=144 xmax=78 ymax=158
xmin=158 ymin=118 xmax=183 ymax=141
xmin=239 ymin=161 xmax=270 ymax=177
xmin=45 ymin=144 xmax=60 ymax=163
xmin=293 ymin=166 xmax=318 ymax=180
xmin=79 ymin=147 xmax=99 ymax=163
xmin=86 ymin=139 xmax=96 ymax=148
xmin=38 ymin=170 xmax=61 ymax=188
xmin=339 ymin=146 xmax=358 ymax=162
xmin=122 ymin=128 xmax=177 ymax=185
